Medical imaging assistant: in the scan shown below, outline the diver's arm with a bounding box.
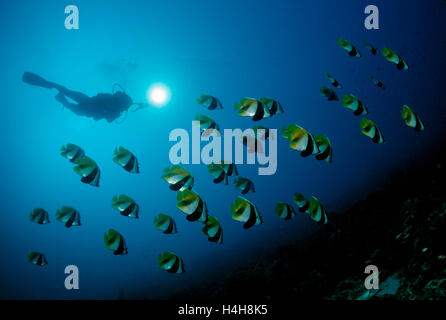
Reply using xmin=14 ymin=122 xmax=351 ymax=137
xmin=130 ymin=102 xmax=149 ymax=112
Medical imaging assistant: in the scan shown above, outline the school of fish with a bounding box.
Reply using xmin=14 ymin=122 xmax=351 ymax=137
xmin=27 ymin=39 xmax=424 ymax=275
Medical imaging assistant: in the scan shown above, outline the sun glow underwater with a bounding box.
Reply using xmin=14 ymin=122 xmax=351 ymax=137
xmin=147 ymin=83 xmax=171 ymax=107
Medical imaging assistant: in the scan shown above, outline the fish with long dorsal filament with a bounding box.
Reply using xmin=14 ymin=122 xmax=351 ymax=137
xmin=56 ymin=206 xmax=81 ymax=228
xmin=381 ymin=47 xmax=409 ymax=70
xmin=337 ymin=38 xmax=361 ymax=57
xmin=402 ymin=105 xmax=424 ymax=131
xmin=196 ymin=94 xmax=223 ymax=110
xmin=234 ymin=176 xmax=255 ymax=195
xmin=60 ymin=143 xmax=85 ymax=163
xmin=104 ymin=229 xmax=128 ymax=255
xmin=162 ymin=165 xmax=194 ymax=191
xmin=202 ymin=215 xmax=223 ymax=244
xmin=314 ymin=134 xmax=333 ymax=163
xmin=325 ymin=72 xmax=343 ymax=89
xmin=158 ymin=252 xmax=184 ymax=274
xmin=260 ymin=98 xmax=284 ymax=116
xmin=320 ymin=86 xmax=339 ymax=101
xmin=207 ymin=162 xmax=238 ymax=185
xmin=113 ymin=146 xmax=140 ymax=173
xmin=368 ymin=74 xmax=386 ymax=90
xmin=234 ymin=97 xmax=270 ymax=121
xmin=230 ymin=196 xmax=263 ymax=229
xmin=27 ymin=252 xmax=48 ymax=266
xmin=154 ymin=214 xmax=178 ymax=234
xmin=29 ymin=208 xmax=50 ymax=224
xmin=360 ymin=117 xmax=385 ymax=143
xmin=73 ymin=156 xmax=101 ymax=187
xmin=309 ymin=196 xmax=328 ymax=224
xmin=293 ymin=192 xmax=310 ymax=213
xmin=362 ymin=40 xmax=378 ymax=55
xmin=275 ymin=202 xmax=297 ymax=220
xmin=341 ymin=94 xmax=368 ymax=116
xmin=281 ymin=124 xmax=320 ymax=157
xmin=241 ymin=127 xmax=270 ymax=154
xmin=111 ymin=194 xmax=139 ymax=218
xmin=194 ymin=114 xmax=220 ymax=137
xmin=176 ymin=189 xmax=209 ymax=223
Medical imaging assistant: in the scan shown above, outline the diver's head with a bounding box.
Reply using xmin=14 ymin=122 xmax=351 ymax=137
xmin=114 ymin=91 xmax=133 ymax=109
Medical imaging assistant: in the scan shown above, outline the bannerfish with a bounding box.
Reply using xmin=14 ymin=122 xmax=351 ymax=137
xmin=275 ymin=202 xmax=297 ymax=220
xmin=111 ymin=194 xmax=139 ymax=218
xmin=60 ymin=143 xmax=85 ymax=163
xmin=154 ymin=214 xmax=178 ymax=234
xmin=230 ymin=196 xmax=263 ymax=229
xmin=360 ymin=117 xmax=385 ymax=143
xmin=337 ymin=38 xmax=361 ymax=57
xmin=158 ymin=252 xmax=184 ymax=274
xmin=362 ymin=40 xmax=378 ymax=55
xmin=253 ymin=125 xmax=273 ymax=141
xmin=314 ymin=134 xmax=333 ymax=163
xmin=162 ymin=165 xmax=194 ymax=191
xmin=234 ymin=176 xmax=256 ymax=195
xmin=341 ymin=94 xmax=369 ymax=115
xmin=176 ymin=189 xmax=209 ymax=223
xmin=368 ymin=74 xmax=386 ymax=90
xmin=325 ymin=72 xmax=343 ymax=89
xmin=309 ymin=196 xmax=328 ymax=224
xmin=113 ymin=146 xmax=140 ymax=174
xmin=104 ymin=229 xmax=128 ymax=255
xmin=56 ymin=206 xmax=81 ymax=228
xmin=207 ymin=162 xmax=238 ymax=185
xmin=29 ymin=208 xmax=50 ymax=224
xmin=194 ymin=114 xmax=220 ymax=137
xmin=293 ymin=192 xmax=310 ymax=213
xmin=27 ymin=252 xmax=48 ymax=266
xmin=234 ymin=97 xmax=270 ymax=121
xmin=260 ymin=98 xmax=284 ymax=116
xmin=73 ymin=156 xmax=101 ymax=187
xmin=402 ymin=105 xmax=424 ymax=131
xmin=281 ymin=124 xmax=320 ymax=157
xmin=202 ymin=215 xmax=223 ymax=244
xmin=382 ymin=47 xmax=409 ymax=70
xmin=196 ymin=94 xmax=223 ymax=110
xmin=320 ymin=86 xmax=339 ymax=101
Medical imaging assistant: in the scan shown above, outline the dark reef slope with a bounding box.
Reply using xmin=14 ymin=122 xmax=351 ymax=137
xmin=171 ymin=141 xmax=446 ymax=301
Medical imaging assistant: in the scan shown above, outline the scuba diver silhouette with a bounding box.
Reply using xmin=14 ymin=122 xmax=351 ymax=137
xmin=22 ymin=72 xmax=147 ymax=123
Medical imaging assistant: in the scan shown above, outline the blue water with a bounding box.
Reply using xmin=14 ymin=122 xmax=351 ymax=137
xmin=0 ymin=0 xmax=445 ymax=299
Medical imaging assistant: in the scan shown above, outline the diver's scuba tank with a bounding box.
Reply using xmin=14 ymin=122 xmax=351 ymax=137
xmin=112 ymin=83 xmax=126 ymax=94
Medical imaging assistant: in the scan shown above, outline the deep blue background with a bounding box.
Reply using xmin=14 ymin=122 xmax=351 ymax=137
xmin=0 ymin=0 xmax=445 ymax=299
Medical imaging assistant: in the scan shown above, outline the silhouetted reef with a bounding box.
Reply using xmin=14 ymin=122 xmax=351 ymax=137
xmin=169 ymin=140 xmax=446 ymax=301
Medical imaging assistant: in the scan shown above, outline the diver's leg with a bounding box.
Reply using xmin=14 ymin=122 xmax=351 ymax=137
xmin=22 ymin=72 xmax=54 ymax=88
xmin=52 ymin=84 xmax=90 ymax=104
xmin=23 ymin=72 xmax=89 ymax=103
xmin=55 ymin=93 xmax=91 ymax=118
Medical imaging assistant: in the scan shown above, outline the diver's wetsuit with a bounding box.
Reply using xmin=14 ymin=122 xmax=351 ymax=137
xmin=22 ymin=72 xmax=132 ymax=122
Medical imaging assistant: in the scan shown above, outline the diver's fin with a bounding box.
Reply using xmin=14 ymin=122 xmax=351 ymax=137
xmin=22 ymin=72 xmax=54 ymax=89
